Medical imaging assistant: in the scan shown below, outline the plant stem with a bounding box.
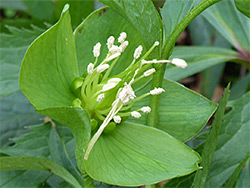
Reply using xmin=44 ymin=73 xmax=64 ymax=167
xmin=82 ymin=171 xmax=95 ymax=188
xmin=147 ymin=0 xmax=223 ymax=128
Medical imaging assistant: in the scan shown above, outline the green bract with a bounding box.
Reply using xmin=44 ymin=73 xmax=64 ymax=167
xmin=19 ymin=4 xmax=217 ymax=186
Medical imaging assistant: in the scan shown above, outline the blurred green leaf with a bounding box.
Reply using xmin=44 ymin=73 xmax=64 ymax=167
xmin=130 ymin=78 xmax=217 ymax=142
xmin=56 ymin=0 xmax=94 ymax=28
xmin=205 ymin=92 xmax=250 ymax=187
xmin=21 ymin=0 xmax=56 ymax=22
xmin=193 ymin=84 xmax=230 ymax=187
xmin=229 ymin=73 xmax=250 ymax=100
xmin=0 ymin=91 xmax=42 ymax=147
xmin=0 ymin=0 xmax=27 ymax=11
xmin=164 ymin=173 xmax=195 ymax=188
xmin=0 ymin=156 xmax=82 ymax=188
xmin=160 ymin=0 xmax=195 ymax=43
xmin=0 ymin=26 xmax=44 ymax=97
xmin=200 ymin=0 xmax=250 ymax=52
xmin=235 ymin=0 xmax=250 ymax=18
xmin=84 ymin=122 xmax=200 ymax=186
xmin=165 ymin=46 xmax=238 ymax=81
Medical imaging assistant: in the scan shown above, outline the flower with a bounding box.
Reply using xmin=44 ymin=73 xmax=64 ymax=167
xmin=141 ymin=106 xmax=151 ymax=113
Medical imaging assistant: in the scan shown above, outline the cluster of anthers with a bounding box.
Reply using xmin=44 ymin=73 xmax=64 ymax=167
xmin=70 ymin=32 xmax=188 ymax=160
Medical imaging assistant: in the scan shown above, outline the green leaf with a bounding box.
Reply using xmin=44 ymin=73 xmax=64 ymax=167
xmin=99 ymin=0 xmax=162 ymax=50
xmin=0 ymin=170 xmax=50 ymax=188
xmin=160 ymin=0 xmax=195 ymax=43
xmin=193 ymin=84 xmax=230 ymax=187
xmin=21 ymin=0 xmax=56 ymax=22
xmin=56 ymin=0 xmax=94 ymax=28
xmin=130 ymin=78 xmax=217 ymax=142
xmin=229 ymin=73 xmax=250 ymax=100
xmin=235 ymin=0 xmax=250 ymax=18
xmin=0 ymin=156 xmax=82 ymax=188
xmin=205 ymin=92 xmax=250 ymax=187
xmin=224 ymin=156 xmax=250 ymax=187
xmin=0 ymin=0 xmax=27 ymax=11
xmin=164 ymin=173 xmax=194 ymax=188
xmin=20 ymin=4 xmax=78 ymax=109
xmin=74 ymin=5 xmax=159 ymax=76
xmin=235 ymin=158 xmax=250 ymax=187
xmin=165 ymin=46 xmax=238 ymax=81
xmin=200 ymin=0 xmax=250 ymax=52
xmin=84 ymin=122 xmax=201 ymax=186
xmin=0 ymin=91 xmax=42 ymax=147
xmin=37 ymin=107 xmax=91 ymax=172
xmin=0 ymin=26 xmax=44 ymax=97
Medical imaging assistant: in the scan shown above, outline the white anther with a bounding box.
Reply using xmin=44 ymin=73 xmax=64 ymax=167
xmin=150 ymin=87 xmax=165 ymax=95
xmin=143 ymin=68 xmax=156 ymax=77
xmin=97 ymin=94 xmax=105 ymax=103
xmin=134 ymin=45 xmax=143 ymax=59
xmin=131 ymin=111 xmax=141 ymax=118
xmin=105 ymin=53 xmax=121 ymax=62
xmin=109 ymin=45 xmax=122 ymax=54
xmin=97 ymin=64 xmax=109 ymax=73
xmin=118 ymin=32 xmax=127 ymax=43
xmin=118 ymin=83 xmax=136 ymax=104
xmin=155 ymin=41 xmax=160 ymax=46
xmin=93 ymin=42 xmax=101 ymax=57
xmin=171 ymin=58 xmax=188 ymax=68
xmin=107 ymin=36 xmax=115 ymax=49
xmin=108 ymin=78 xmax=121 ymax=84
xmin=113 ymin=115 xmax=121 ymax=124
xmin=141 ymin=106 xmax=151 ymax=113
xmin=120 ymin=41 xmax=129 ymax=52
xmin=87 ymin=63 xmax=94 ymax=74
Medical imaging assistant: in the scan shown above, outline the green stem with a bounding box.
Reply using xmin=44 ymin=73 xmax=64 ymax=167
xmin=147 ymin=0 xmax=223 ymax=128
xmin=82 ymin=171 xmax=95 ymax=188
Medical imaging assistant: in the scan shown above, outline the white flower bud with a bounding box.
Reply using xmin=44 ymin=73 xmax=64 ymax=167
xmin=150 ymin=87 xmax=165 ymax=95
xmin=97 ymin=64 xmax=109 ymax=73
xmin=141 ymin=106 xmax=151 ymax=113
xmin=87 ymin=63 xmax=94 ymax=74
xmin=107 ymin=78 xmax=121 ymax=84
xmin=107 ymin=36 xmax=115 ymax=49
xmin=113 ymin=115 xmax=121 ymax=124
xmin=118 ymin=32 xmax=127 ymax=43
xmin=97 ymin=93 xmax=105 ymax=103
xmin=171 ymin=58 xmax=188 ymax=68
xmin=120 ymin=41 xmax=129 ymax=52
xmin=131 ymin=111 xmax=141 ymax=118
xmin=93 ymin=42 xmax=101 ymax=57
xmin=134 ymin=45 xmax=143 ymax=59
xmin=143 ymin=68 xmax=156 ymax=77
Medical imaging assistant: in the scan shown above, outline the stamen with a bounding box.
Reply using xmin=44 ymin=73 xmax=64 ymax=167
xmin=97 ymin=64 xmax=109 ymax=73
xmin=87 ymin=63 xmax=94 ymax=74
xmin=141 ymin=106 xmax=151 ymax=113
xmin=171 ymin=58 xmax=188 ymax=68
xmin=107 ymin=78 xmax=121 ymax=84
xmin=107 ymin=36 xmax=115 ymax=49
xmin=97 ymin=93 xmax=105 ymax=103
xmin=105 ymin=53 xmax=121 ymax=62
xmin=131 ymin=111 xmax=141 ymax=118
xmin=118 ymin=83 xmax=136 ymax=104
xmin=143 ymin=68 xmax=156 ymax=77
xmin=93 ymin=42 xmax=101 ymax=57
xmin=102 ymin=82 xmax=119 ymax=92
xmin=118 ymin=32 xmax=127 ymax=43
xmin=150 ymin=87 xmax=165 ymax=95
xmin=113 ymin=115 xmax=121 ymax=123
xmin=109 ymin=45 xmax=122 ymax=54
xmin=134 ymin=45 xmax=143 ymax=59
xmin=142 ymin=59 xmax=171 ymax=65
xmin=120 ymin=41 xmax=129 ymax=52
